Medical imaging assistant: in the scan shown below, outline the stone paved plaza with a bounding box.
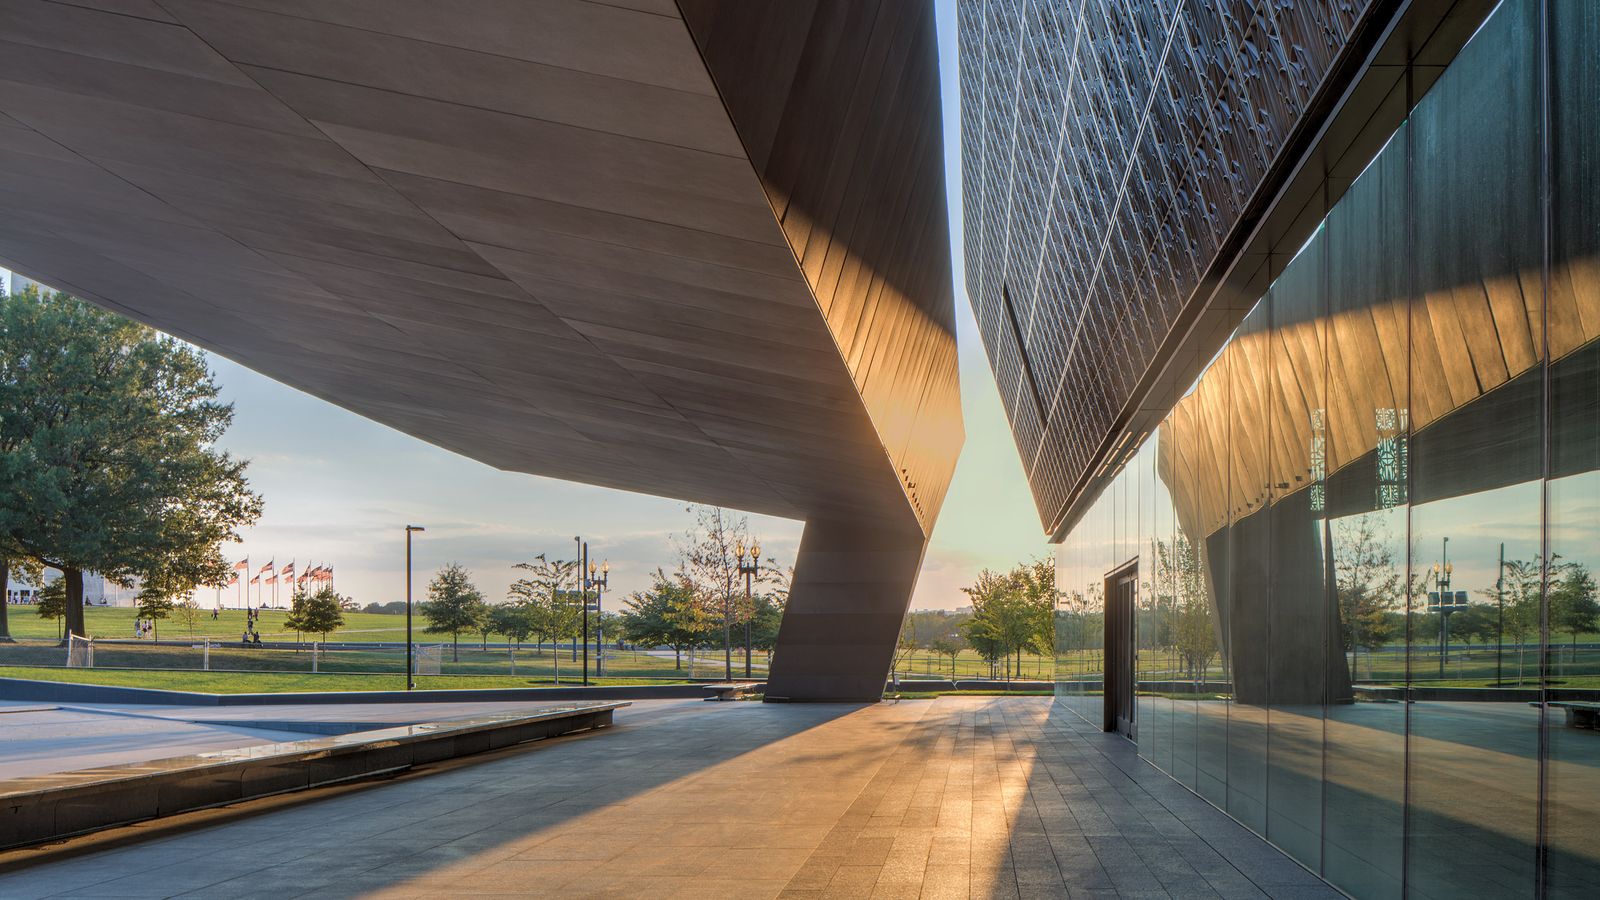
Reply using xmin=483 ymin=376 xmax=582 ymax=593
xmin=0 ymin=697 xmax=1337 ymax=898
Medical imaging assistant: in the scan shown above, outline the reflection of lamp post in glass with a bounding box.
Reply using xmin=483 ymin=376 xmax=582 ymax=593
xmin=1432 ymin=536 xmax=1454 ymax=679
xmin=587 ymin=559 xmax=608 ymax=678
xmin=1495 ymin=542 xmax=1505 ymax=686
xmin=735 ymin=541 xmax=761 ymax=679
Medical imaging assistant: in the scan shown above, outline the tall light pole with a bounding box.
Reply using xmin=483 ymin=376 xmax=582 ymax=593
xmin=1432 ymin=536 xmax=1453 ymax=680
xmin=576 ymin=538 xmax=588 ymax=685
xmin=587 ymin=559 xmax=609 ymax=678
xmin=405 ymin=525 xmax=425 ymax=690
xmin=736 ymin=541 xmax=760 ymax=679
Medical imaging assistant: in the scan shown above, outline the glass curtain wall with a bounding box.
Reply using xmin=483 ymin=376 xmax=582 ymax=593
xmin=1052 ymin=2 xmax=1600 ymax=896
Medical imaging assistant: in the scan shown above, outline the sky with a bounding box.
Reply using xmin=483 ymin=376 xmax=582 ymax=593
xmin=20 ymin=0 xmax=1046 ymax=612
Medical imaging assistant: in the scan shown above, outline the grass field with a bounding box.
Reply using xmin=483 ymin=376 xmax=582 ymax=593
xmin=6 ymin=605 xmax=418 ymax=643
xmin=891 ymin=649 xmax=1054 ymax=680
xmin=0 ymin=667 xmax=1060 ymax=698
xmin=0 ymin=666 xmax=683 ymax=693
xmin=0 ymin=637 xmax=759 ymax=681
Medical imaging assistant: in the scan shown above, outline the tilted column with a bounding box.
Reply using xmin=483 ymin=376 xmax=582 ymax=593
xmin=764 ymin=518 xmax=929 ymax=702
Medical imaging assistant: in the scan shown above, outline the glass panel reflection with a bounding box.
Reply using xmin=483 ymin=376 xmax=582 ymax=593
xmin=1047 ymin=4 xmax=1600 ymax=898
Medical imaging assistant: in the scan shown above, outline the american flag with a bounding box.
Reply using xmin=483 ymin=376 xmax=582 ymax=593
xmin=264 ymin=574 xmax=277 ymax=586
xmin=281 ymin=561 xmax=296 ymax=578
xmin=259 ymin=560 xmax=274 ymax=576
xmin=233 ymin=560 xmax=249 ymax=571
xmin=250 ymin=575 xmax=260 ymax=585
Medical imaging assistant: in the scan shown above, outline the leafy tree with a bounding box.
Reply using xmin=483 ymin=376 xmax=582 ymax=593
xmin=961 ymin=567 xmax=1051 ymax=680
xmin=892 ymin=617 xmax=920 ymax=680
xmin=489 ymin=602 xmax=534 ymax=649
xmin=286 ymin=587 xmax=347 ymax=641
xmin=1550 ymin=563 xmax=1600 ymax=664
xmin=422 ymin=563 xmax=487 ymax=662
xmin=929 ymin=637 xmax=964 ymax=678
xmin=507 ymin=553 xmax=581 ymax=680
xmin=676 ymin=505 xmax=754 ymax=675
xmin=362 ymin=601 xmax=408 ymax=615
xmin=1483 ymin=558 xmax=1543 ymax=686
xmin=1173 ymin=589 xmax=1217 ymax=682
xmin=0 ymin=549 xmax=41 ymax=643
xmin=174 ymin=596 xmax=203 ymax=637
xmin=904 ymin=609 xmax=969 ymax=648
xmin=1451 ymin=603 xmax=1500 ymax=650
xmin=0 ymin=289 xmax=262 ymax=639
xmin=36 ymin=576 xmax=66 ymax=640
xmin=135 ymin=584 xmax=174 ymax=641
xmin=748 ymin=591 xmax=785 ymax=655
xmin=620 ymin=571 xmax=710 ymax=670
xmin=1333 ymin=515 xmax=1404 ymax=679
xmin=507 ymin=554 xmax=589 ymax=681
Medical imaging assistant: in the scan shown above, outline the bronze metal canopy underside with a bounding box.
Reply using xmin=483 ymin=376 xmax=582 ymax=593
xmin=0 ymin=0 xmax=962 ymax=701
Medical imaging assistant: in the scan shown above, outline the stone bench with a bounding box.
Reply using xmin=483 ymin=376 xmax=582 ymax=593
xmin=1546 ymin=701 xmax=1600 ymax=729
xmin=702 ymin=682 xmax=760 ymax=701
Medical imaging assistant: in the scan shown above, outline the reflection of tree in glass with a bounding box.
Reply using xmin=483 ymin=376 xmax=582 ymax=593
xmin=1151 ymin=535 xmax=1215 ymax=682
xmin=1333 ymin=515 xmax=1403 ymax=681
xmin=1549 ymin=562 xmax=1599 ymax=668
xmin=1482 ymin=559 xmax=1542 ymax=686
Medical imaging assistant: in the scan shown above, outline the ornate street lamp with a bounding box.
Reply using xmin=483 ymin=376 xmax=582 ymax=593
xmin=736 ymin=541 xmax=761 ymax=679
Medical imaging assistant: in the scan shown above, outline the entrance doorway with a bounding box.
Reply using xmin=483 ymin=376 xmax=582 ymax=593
xmin=1103 ymin=564 xmax=1136 ymax=738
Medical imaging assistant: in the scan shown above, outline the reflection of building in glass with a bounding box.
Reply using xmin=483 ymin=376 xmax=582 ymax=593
xmin=962 ymin=0 xmax=1599 ymax=897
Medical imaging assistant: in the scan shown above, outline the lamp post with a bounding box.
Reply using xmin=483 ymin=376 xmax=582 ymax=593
xmin=1496 ymin=542 xmax=1505 ymax=687
xmin=586 ymin=559 xmax=609 ymax=678
xmin=1432 ymin=537 xmax=1453 ymax=680
xmin=736 ymin=541 xmax=760 ymax=679
xmin=576 ymin=537 xmax=588 ymax=686
xmin=404 ymin=525 xmax=425 ymax=690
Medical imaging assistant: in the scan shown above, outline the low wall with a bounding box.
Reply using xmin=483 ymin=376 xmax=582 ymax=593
xmin=0 ymin=703 xmax=625 ymax=851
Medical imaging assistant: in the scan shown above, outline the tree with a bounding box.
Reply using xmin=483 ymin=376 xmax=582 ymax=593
xmin=507 ymin=553 xmax=579 ymax=666
xmin=1485 ymin=558 xmax=1543 ymax=686
xmin=620 ymin=572 xmax=689 ymax=668
xmin=286 ymin=587 xmax=347 ymax=642
xmin=1333 ymin=515 xmax=1404 ymax=680
xmin=174 ymin=596 xmax=203 ymax=637
xmin=0 ymin=289 xmax=262 ymax=639
xmin=929 ymin=637 xmax=964 ymax=678
xmin=489 ymin=602 xmax=534 ymax=650
xmin=422 ymin=563 xmax=487 ymax=662
xmin=507 ymin=554 xmax=585 ymax=681
xmin=676 ymin=505 xmax=752 ymax=676
xmin=663 ymin=572 xmax=715 ymax=674
xmin=1550 ymin=563 xmax=1600 ymax=665
xmin=0 ymin=549 xmax=41 ymax=643
xmin=961 ymin=567 xmax=1050 ymax=680
xmin=36 ymin=576 xmax=66 ymax=640
xmin=749 ymin=591 xmax=785 ymax=656
xmin=135 ymin=584 xmax=174 ymax=641
xmin=892 ymin=617 xmax=920 ymax=681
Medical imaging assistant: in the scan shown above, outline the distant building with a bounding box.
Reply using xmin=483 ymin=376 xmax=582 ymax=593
xmin=5 ymin=570 xmax=133 ymax=607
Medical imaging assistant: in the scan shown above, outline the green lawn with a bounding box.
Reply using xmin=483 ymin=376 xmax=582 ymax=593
xmin=892 ymin=649 xmax=1054 ymax=680
xmin=0 ymin=666 xmax=681 ymax=693
xmin=0 ymin=637 xmax=754 ymax=682
xmin=5 ymin=606 xmax=414 ymax=643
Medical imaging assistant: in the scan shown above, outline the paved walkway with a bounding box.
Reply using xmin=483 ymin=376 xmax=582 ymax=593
xmin=0 ymin=697 xmax=1337 ymax=898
